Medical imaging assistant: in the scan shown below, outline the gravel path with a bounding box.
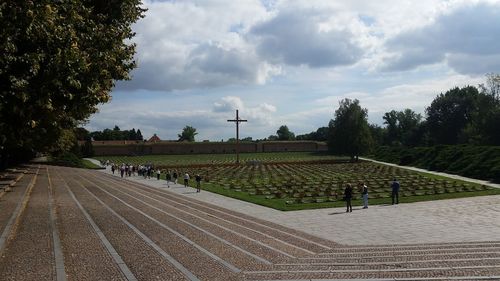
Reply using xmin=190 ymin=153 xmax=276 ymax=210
xmin=93 ymin=173 xmax=316 ymax=259
xmin=0 ymin=168 xmax=35 ymax=235
xmin=60 ymin=166 xmax=242 ymax=280
xmin=94 ymin=171 xmax=335 ymax=252
xmin=2 ymin=165 xmax=498 ymax=280
xmin=50 ymin=168 xmax=127 ymax=281
xmin=84 ymin=173 xmax=301 ymax=265
xmin=0 ymin=169 xmax=54 ymax=280
xmin=62 ymin=173 xmax=189 ymax=281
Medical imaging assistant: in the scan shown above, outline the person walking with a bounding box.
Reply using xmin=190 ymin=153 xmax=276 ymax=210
xmin=173 ymin=171 xmax=178 ymax=184
xmin=344 ymin=183 xmax=353 ymax=213
xmin=195 ymin=174 xmax=202 ymax=193
xmin=361 ymin=182 xmax=368 ymax=209
xmin=391 ymin=178 xmax=400 ymax=205
xmin=165 ymin=171 xmax=171 ymax=188
xmin=183 ymin=172 xmax=190 ymax=187
xmin=156 ymin=169 xmax=161 ymax=180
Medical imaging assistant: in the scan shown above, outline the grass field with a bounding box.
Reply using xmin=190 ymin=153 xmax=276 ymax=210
xmin=96 ymin=152 xmax=500 ymax=211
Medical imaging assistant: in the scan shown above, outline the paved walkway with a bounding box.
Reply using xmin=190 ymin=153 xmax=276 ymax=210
xmin=98 ymin=165 xmax=500 ymax=246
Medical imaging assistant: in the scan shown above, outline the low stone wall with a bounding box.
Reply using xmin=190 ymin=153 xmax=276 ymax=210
xmin=91 ymin=141 xmax=328 ymax=156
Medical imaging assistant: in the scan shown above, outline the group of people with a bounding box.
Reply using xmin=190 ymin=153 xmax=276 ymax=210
xmin=343 ymin=178 xmax=400 ymax=213
xmin=107 ymin=161 xmax=203 ymax=193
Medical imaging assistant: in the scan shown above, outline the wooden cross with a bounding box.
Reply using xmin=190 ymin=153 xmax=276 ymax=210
xmin=227 ymin=109 xmax=247 ymax=164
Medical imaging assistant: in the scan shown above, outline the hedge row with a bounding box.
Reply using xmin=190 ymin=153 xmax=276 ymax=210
xmin=370 ymin=145 xmax=500 ymax=183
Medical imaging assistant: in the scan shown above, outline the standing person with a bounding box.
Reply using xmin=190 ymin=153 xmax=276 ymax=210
xmin=111 ymin=164 xmax=115 ymax=174
xmin=183 ymin=172 xmax=190 ymax=187
xmin=156 ymin=169 xmax=161 ymax=180
xmin=391 ymin=178 xmax=400 ymax=205
xmin=173 ymin=171 xmax=178 ymax=184
xmin=120 ymin=164 xmax=125 ymax=178
xmin=195 ymin=174 xmax=202 ymax=193
xmin=344 ymin=183 xmax=353 ymax=213
xmin=165 ymin=171 xmax=171 ymax=188
xmin=361 ymin=182 xmax=368 ymax=209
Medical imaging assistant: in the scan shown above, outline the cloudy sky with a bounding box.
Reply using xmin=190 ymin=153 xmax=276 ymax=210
xmin=86 ymin=0 xmax=500 ymax=141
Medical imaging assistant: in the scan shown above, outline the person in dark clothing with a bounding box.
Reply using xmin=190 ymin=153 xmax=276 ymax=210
xmin=344 ymin=183 xmax=353 ymax=213
xmin=165 ymin=172 xmax=171 ymax=188
xmin=391 ymin=178 xmax=400 ymax=205
xmin=173 ymin=171 xmax=178 ymax=184
xmin=195 ymin=174 xmax=202 ymax=192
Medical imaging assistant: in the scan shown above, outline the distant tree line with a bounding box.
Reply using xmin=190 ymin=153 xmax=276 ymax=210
xmin=326 ymin=73 xmax=500 ymax=160
xmin=76 ymin=126 xmax=144 ymax=141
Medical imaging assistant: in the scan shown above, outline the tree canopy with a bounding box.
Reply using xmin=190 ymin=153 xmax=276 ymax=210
xmin=0 ymin=0 xmax=145 ymax=166
xmin=178 ymin=126 xmax=198 ymax=142
xmin=87 ymin=126 xmax=144 ymax=141
xmin=383 ymin=109 xmax=423 ymax=146
xmin=276 ymin=125 xmax=295 ymax=141
xmin=328 ymin=99 xmax=372 ymax=160
xmin=296 ymin=126 xmax=329 ymax=141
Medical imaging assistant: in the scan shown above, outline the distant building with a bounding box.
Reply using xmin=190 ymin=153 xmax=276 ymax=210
xmin=148 ymin=134 xmax=161 ymax=143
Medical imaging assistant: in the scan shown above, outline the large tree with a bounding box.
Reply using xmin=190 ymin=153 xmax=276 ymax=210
xmin=276 ymin=125 xmax=295 ymax=141
xmin=0 ymin=0 xmax=145 ymax=166
xmin=178 ymin=126 xmax=198 ymax=142
xmin=383 ymin=109 xmax=423 ymax=146
xmin=426 ymin=86 xmax=495 ymax=145
xmin=328 ymin=99 xmax=372 ymax=161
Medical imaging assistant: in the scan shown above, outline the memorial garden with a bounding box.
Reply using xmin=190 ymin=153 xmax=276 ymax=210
xmin=97 ymin=152 xmax=500 ymax=211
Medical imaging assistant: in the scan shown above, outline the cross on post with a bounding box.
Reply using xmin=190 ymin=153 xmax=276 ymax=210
xmin=227 ymin=109 xmax=247 ymax=164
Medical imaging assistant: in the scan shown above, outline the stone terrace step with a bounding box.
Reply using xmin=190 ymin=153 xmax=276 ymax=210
xmin=78 ymin=172 xmax=277 ymax=269
xmin=242 ymin=266 xmax=500 ymax=280
xmin=291 ymin=252 xmax=500 ymax=264
xmin=309 ymin=246 xmax=500 ymax=258
xmin=268 ymin=257 xmax=500 ymax=271
xmin=0 ymin=168 xmax=55 ymax=280
xmin=63 ymin=167 xmax=241 ymax=280
xmin=0 ymin=168 xmax=36 ymax=236
xmin=328 ymin=241 xmax=500 ymax=253
xmin=96 ymin=171 xmax=335 ymax=253
xmin=90 ymin=172 xmax=316 ymax=259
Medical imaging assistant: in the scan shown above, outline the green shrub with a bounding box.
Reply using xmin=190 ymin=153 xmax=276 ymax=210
xmin=51 ymin=151 xmax=84 ymax=167
xmin=371 ymin=145 xmax=500 ymax=183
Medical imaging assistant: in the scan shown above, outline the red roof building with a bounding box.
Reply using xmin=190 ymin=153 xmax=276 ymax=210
xmin=148 ymin=134 xmax=161 ymax=143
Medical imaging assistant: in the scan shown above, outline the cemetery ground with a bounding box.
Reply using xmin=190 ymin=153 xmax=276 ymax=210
xmin=1 ymin=155 xmax=500 ymax=280
xmin=97 ymin=152 xmax=500 ymax=211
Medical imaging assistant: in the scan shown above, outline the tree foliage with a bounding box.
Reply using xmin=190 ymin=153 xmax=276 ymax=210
xmin=328 ymin=99 xmax=372 ymax=160
xmin=296 ymin=127 xmax=329 ymax=141
xmin=426 ymin=86 xmax=499 ymax=145
xmin=383 ymin=109 xmax=423 ymax=146
xmin=89 ymin=126 xmax=144 ymax=141
xmin=0 ymin=0 xmax=145 ymax=166
xmin=178 ymin=126 xmax=198 ymax=142
xmin=276 ymin=125 xmax=295 ymax=141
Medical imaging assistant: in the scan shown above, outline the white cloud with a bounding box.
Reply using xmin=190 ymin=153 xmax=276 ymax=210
xmin=213 ymin=96 xmax=245 ymax=112
xmin=118 ymin=0 xmax=272 ymax=91
xmin=313 ymin=74 xmax=485 ymax=124
xmin=249 ymin=8 xmax=364 ymax=67
xmin=382 ymin=3 xmax=500 ymax=74
xmin=87 ymin=95 xmax=277 ymax=140
xmin=89 ymin=0 xmax=500 ymax=140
